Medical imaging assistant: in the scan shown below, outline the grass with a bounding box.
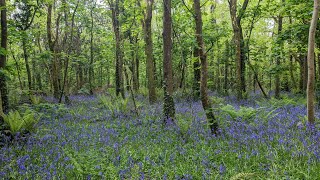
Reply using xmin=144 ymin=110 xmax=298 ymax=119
xmin=0 ymin=93 xmax=319 ymax=179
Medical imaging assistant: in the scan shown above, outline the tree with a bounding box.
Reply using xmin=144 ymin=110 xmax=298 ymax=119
xmin=89 ymin=0 xmax=96 ymax=95
xmin=193 ymin=0 xmax=218 ymax=135
xmin=143 ymin=0 xmax=156 ymax=104
xmin=275 ymin=0 xmax=284 ymax=99
xmin=47 ymin=3 xmax=61 ymax=99
xmin=307 ymin=0 xmax=319 ymax=125
xmin=13 ymin=0 xmax=38 ymax=95
xmin=163 ymin=0 xmax=175 ymax=122
xmin=108 ymin=0 xmax=125 ymax=98
xmin=228 ymin=0 xmax=249 ymax=100
xmin=59 ymin=0 xmax=80 ymax=103
xmin=0 ymin=0 xmax=8 ymax=116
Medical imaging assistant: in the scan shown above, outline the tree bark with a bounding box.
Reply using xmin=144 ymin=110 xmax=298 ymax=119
xmin=275 ymin=12 xmax=283 ymax=99
xmin=229 ymin=0 xmax=248 ymax=100
xmin=307 ymin=0 xmax=319 ymax=124
xmin=110 ymin=0 xmax=125 ymax=99
xmin=89 ymin=1 xmax=95 ymax=94
xmin=144 ymin=0 xmax=156 ymax=103
xmin=47 ymin=4 xmax=61 ymax=99
xmin=163 ymin=0 xmax=175 ymax=122
xmin=193 ymin=46 xmax=201 ymax=99
xmin=194 ymin=0 xmax=218 ymax=135
xmin=22 ymin=35 xmax=33 ymax=94
xmin=0 ymin=0 xmax=8 ymax=115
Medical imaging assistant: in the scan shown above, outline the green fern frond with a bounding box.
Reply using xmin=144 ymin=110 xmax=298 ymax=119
xmin=230 ymin=172 xmax=256 ymax=180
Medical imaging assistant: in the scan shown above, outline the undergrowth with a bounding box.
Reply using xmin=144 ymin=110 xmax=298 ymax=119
xmin=0 ymin=94 xmax=319 ymax=179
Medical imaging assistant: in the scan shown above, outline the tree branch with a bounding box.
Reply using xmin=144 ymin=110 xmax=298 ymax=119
xmin=205 ymin=41 xmax=214 ymax=55
xmin=181 ymin=0 xmax=195 ymax=17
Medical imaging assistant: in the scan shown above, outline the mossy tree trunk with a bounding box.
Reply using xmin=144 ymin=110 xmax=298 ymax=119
xmin=194 ymin=0 xmax=218 ymax=135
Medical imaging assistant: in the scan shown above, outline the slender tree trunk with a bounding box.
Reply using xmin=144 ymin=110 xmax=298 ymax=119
xmin=229 ymin=0 xmax=248 ymax=100
xmin=136 ymin=39 xmax=140 ymax=90
xmin=144 ymin=0 xmax=156 ymax=103
xmin=0 ymin=0 xmax=8 ymax=115
xmin=130 ymin=37 xmax=138 ymax=91
xmin=47 ymin=4 xmax=61 ymax=99
xmin=22 ymin=35 xmax=33 ymax=94
xmin=275 ymin=14 xmax=283 ymax=99
xmin=193 ymin=47 xmax=201 ymax=99
xmin=194 ymin=0 xmax=218 ymax=135
xmin=59 ymin=0 xmax=80 ymax=103
xmin=304 ymin=55 xmax=308 ymax=91
xmin=289 ymin=54 xmax=296 ymax=90
xmin=110 ymin=0 xmax=125 ymax=98
xmin=299 ymin=54 xmax=304 ymax=93
xmin=307 ymin=0 xmax=319 ymax=124
xmin=224 ymin=40 xmax=230 ymax=95
xmin=163 ymin=0 xmax=175 ymax=122
xmin=11 ymin=48 xmax=23 ymax=90
xmin=89 ymin=2 xmax=95 ymax=94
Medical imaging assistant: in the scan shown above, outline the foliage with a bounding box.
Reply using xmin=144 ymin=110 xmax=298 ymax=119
xmin=97 ymin=94 xmax=129 ymax=118
xmin=30 ymin=95 xmax=42 ymax=105
xmin=218 ymin=104 xmax=257 ymax=121
xmin=1 ymin=109 xmax=40 ymax=134
xmin=230 ymin=172 xmax=257 ymax=180
xmin=256 ymin=95 xmax=306 ymax=108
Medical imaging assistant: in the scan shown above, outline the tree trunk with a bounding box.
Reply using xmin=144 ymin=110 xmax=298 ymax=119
xmin=22 ymin=35 xmax=33 ymax=94
xmin=47 ymin=4 xmax=61 ymax=99
xmin=224 ymin=40 xmax=230 ymax=95
xmin=59 ymin=0 xmax=80 ymax=103
xmin=0 ymin=0 xmax=8 ymax=115
xmin=194 ymin=0 xmax=218 ymax=135
xmin=144 ymin=0 xmax=156 ymax=103
xmin=307 ymin=0 xmax=319 ymax=124
xmin=163 ymin=0 xmax=175 ymax=122
xmin=89 ymin=1 xmax=95 ymax=94
xmin=11 ymin=47 xmax=23 ymax=90
xmin=229 ymin=0 xmax=248 ymax=100
xmin=110 ymin=0 xmax=125 ymax=98
xmin=289 ymin=54 xmax=296 ymax=90
xmin=193 ymin=47 xmax=201 ymax=99
xmin=275 ymin=14 xmax=283 ymax=99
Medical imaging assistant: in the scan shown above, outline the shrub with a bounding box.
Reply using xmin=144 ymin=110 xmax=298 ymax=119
xmin=97 ymin=94 xmax=129 ymax=118
xmin=1 ymin=109 xmax=41 ymax=134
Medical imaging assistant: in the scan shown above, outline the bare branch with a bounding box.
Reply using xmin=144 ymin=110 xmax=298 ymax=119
xmin=181 ymin=0 xmax=195 ymax=17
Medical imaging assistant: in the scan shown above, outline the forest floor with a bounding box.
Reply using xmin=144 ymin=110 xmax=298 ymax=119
xmin=0 ymin=92 xmax=320 ymax=179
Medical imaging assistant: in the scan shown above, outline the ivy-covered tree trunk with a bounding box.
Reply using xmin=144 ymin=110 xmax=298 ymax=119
xmin=194 ymin=0 xmax=218 ymax=135
xmin=144 ymin=0 xmax=156 ymax=104
xmin=0 ymin=0 xmax=8 ymax=115
xmin=163 ymin=0 xmax=175 ymax=122
xmin=307 ymin=0 xmax=319 ymax=124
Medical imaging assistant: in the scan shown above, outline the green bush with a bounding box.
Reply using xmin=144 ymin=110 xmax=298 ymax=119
xmin=219 ymin=104 xmax=257 ymax=121
xmin=97 ymin=94 xmax=129 ymax=117
xmin=30 ymin=95 xmax=42 ymax=105
xmin=1 ymin=109 xmax=41 ymax=134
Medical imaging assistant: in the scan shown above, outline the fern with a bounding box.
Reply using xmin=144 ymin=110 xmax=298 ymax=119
xmin=98 ymin=94 xmax=130 ymax=117
xmin=230 ymin=172 xmax=256 ymax=180
xmin=219 ymin=104 xmax=257 ymax=121
xmin=2 ymin=109 xmax=40 ymax=134
xmin=30 ymin=95 xmax=42 ymax=105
